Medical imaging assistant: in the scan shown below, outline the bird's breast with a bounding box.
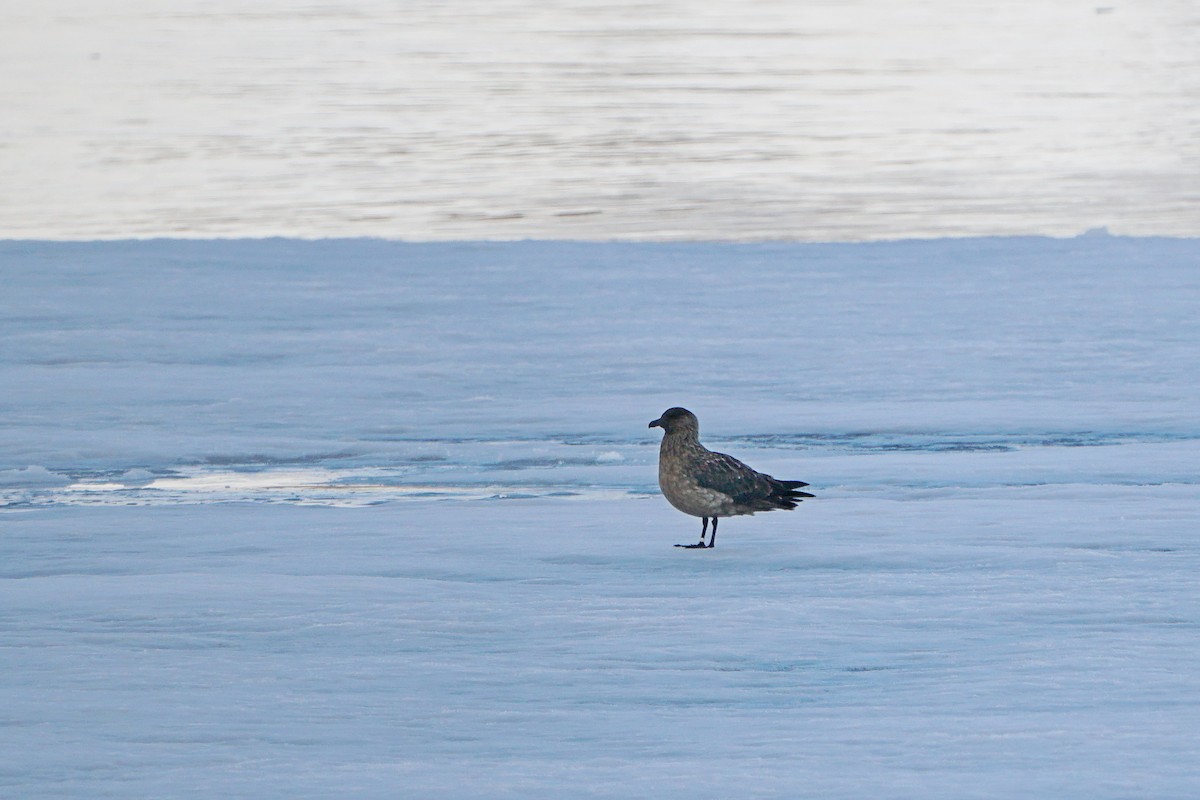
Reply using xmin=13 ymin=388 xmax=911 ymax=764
xmin=658 ymin=440 xmax=733 ymax=517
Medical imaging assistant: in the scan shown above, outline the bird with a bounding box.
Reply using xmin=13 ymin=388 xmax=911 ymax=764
xmin=648 ymin=407 xmax=813 ymax=548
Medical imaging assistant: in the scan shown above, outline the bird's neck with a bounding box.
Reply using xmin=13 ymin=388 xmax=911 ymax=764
xmin=660 ymin=429 xmax=700 ymax=455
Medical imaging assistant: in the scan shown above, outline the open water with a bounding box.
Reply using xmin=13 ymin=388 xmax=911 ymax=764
xmin=2 ymin=0 xmax=1198 ymax=240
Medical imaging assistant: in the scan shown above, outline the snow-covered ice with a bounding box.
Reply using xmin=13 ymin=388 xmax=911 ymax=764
xmin=2 ymin=236 xmax=1199 ymax=797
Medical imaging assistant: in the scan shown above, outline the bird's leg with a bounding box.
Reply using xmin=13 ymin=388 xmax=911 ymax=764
xmin=708 ymin=517 xmax=718 ymax=548
xmin=675 ymin=517 xmax=710 ymax=549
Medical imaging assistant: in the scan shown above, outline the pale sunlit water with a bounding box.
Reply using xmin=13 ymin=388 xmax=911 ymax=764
xmin=2 ymin=0 xmax=1198 ymax=241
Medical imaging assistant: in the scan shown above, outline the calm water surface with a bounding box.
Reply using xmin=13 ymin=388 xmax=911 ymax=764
xmin=2 ymin=0 xmax=1198 ymax=240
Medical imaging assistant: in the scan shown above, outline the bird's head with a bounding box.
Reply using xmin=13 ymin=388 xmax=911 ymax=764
xmin=648 ymin=407 xmax=699 ymax=436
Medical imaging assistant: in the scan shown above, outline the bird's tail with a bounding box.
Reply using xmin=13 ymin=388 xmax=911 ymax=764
xmin=771 ymin=479 xmax=814 ymax=509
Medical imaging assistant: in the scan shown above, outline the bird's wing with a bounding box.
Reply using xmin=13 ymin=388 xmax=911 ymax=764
xmin=692 ymin=449 xmax=775 ymax=504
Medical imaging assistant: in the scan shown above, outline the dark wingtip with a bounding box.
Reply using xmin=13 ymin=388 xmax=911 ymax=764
xmin=771 ymin=483 xmax=815 ymax=509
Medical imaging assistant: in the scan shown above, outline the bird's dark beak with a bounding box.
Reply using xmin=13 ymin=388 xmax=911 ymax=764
xmin=648 ymin=418 xmax=662 ymax=429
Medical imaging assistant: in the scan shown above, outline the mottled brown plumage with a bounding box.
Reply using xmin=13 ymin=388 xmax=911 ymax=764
xmin=649 ymin=407 xmax=813 ymax=548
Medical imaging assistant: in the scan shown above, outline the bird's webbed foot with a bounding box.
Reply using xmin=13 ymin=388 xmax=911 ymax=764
xmin=675 ymin=518 xmax=710 ymax=548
